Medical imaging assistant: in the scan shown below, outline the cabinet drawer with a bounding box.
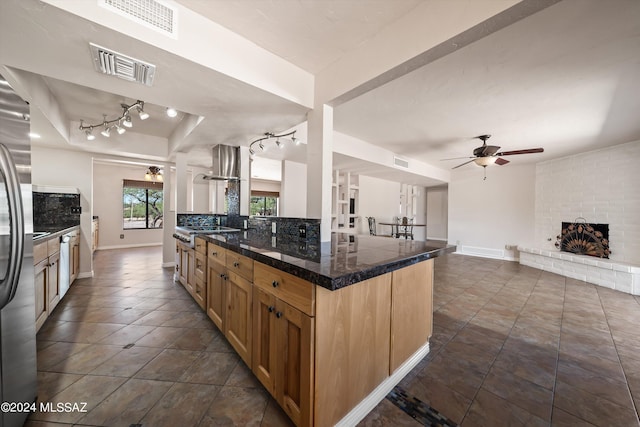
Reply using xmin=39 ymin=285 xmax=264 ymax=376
xmin=207 ymin=243 xmax=226 ymax=267
xmin=47 ymin=237 xmax=60 ymax=256
xmin=194 ymin=237 xmax=207 ymax=255
xmin=194 ymin=251 xmax=207 ymax=282
xmin=33 ymin=241 xmax=48 ymax=265
xmin=254 ymin=262 xmax=315 ymax=316
xmin=226 ymin=251 xmax=253 ymax=282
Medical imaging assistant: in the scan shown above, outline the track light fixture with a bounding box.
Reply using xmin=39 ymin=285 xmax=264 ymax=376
xmin=248 ymin=130 xmax=305 ymax=157
xmin=79 ymin=100 xmax=148 ymax=140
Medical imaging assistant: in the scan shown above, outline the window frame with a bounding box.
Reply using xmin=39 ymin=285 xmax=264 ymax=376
xmin=122 ymin=179 xmax=164 ymax=230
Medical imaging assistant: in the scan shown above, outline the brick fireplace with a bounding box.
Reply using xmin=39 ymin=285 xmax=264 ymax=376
xmin=523 ymin=141 xmax=640 ymax=295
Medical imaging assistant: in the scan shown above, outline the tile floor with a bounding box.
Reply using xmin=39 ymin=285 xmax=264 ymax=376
xmin=27 ymin=247 xmax=640 ymax=426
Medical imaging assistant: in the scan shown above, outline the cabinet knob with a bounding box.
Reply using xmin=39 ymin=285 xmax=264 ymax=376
xmin=272 ymin=280 xmax=278 ymax=288
xmin=268 ymin=306 xmax=275 ymax=313
xmin=212 ymin=251 xmax=217 ymax=256
xmin=276 ymin=311 xmax=283 ymax=318
xmin=233 ymin=261 xmax=240 ymax=267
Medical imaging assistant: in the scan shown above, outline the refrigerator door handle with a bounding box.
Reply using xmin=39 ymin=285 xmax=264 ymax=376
xmin=0 ymin=143 xmax=25 ymax=310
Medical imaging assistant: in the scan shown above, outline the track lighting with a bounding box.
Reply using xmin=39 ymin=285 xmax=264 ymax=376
xmin=137 ymin=103 xmax=149 ymax=120
xmin=78 ymin=100 xmax=148 ymax=138
xmin=248 ymin=130 xmax=304 ymax=157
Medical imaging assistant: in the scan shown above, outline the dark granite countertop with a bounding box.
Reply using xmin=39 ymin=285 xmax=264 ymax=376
xmin=200 ymin=231 xmax=456 ymax=291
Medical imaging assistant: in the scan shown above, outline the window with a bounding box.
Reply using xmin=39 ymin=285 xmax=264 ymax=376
xmin=250 ymin=191 xmax=279 ymax=216
xmin=123 ymin=179 xmax=163 ymax=229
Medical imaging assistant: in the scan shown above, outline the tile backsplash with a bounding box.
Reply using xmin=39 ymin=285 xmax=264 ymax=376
xmin=33 ymin=192 xmax=81 ymax=230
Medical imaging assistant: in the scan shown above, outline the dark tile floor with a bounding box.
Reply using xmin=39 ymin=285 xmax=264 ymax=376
xmin=27 ymin=247 xmax=640 ymax=426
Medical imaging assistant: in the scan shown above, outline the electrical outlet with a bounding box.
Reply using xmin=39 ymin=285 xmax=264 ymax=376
xmin=271 ymin=222 xmax=277 ymax=234
xmin=299 ymin=225 xmax=306 ymax=238
xmin=120 ymin=234 xmax=124 ymax=239
xmin=70 ymin=206 xmax=82 ymax=214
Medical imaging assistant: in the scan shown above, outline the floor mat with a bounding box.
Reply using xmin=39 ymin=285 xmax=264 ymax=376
xmin=386 ymin=386 xmax=459 ymax=427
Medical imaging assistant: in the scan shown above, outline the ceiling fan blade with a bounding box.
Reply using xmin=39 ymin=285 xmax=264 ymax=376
xmin=495 ymin=148 xmax=544 ymax=156
xmin=440 ymin=156 xmax=473 ymax=161
xmin=495 ymin=157 xmax=510 ymax=166
xmin=452 ymin=159 xmax=475 ymax=169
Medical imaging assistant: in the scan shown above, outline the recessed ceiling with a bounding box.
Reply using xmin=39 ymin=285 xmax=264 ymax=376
xmin=2 ymin=0 xmax=639 ymax=186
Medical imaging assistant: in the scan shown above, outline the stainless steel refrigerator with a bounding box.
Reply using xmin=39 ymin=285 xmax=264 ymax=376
xmin=0 ymin=72 xmax=37 ymax=427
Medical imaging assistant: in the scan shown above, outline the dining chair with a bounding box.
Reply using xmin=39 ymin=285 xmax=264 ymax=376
xmin=366 ymin=217 xmax=376 ymax=235
xmin=397 ymin=216 xmax=414 ymax=240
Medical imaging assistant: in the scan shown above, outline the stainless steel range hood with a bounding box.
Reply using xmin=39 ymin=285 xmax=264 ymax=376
xmin=195 ymin=144 xmax=240 ymax=181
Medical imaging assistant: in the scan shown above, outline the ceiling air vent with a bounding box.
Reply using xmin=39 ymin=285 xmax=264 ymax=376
xmin=89 ymin=43 xmax=156 ymax=86
xmin=394 ymin=156 xmax=409 ymax=169
xmin=100 ymin=0 xmax=176 ymax=36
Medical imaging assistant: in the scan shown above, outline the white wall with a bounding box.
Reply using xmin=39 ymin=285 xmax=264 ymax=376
xmin=358 ymin=175 xmax=401 ymax=236
xmin=449 ymin=164 xmax=536 ymax=260
xmin=426 ymin=186 xmax=448 ymax=240
xmin=31 ymin=146 xmax=94 ymax=277
xmin=280 ymin=160 xmax=307 ymax=218
xmin=93 ymin=162 xmax=164 ymax=249
xmin=535 ymin=140 xmax=640 ymax=265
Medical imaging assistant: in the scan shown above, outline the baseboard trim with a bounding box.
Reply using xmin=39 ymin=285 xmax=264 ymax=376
xmin=96 ymin=243 xmax=163 ymax=250
xmin=77 ymin=271 xmax=94 ymax=279
xmin=335 ymin=342 xmax=430 ymax=427
xmin=455 ymin=245 xmax=519 ymax=262
xmin=162 ymin=261 xmax=176 ymax=268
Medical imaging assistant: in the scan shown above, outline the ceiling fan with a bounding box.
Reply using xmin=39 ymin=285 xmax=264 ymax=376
xmin=442 ymin=135 xmax=544 ymax=178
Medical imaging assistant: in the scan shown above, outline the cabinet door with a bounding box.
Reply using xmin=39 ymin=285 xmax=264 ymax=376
xmin=390 ymin=260 xmax=433 ymax=373
xmin=194 ymin=278 xmax=206 ymax=310
xmin=276 ymin=300 xmax=314 ymax=427
xmin=70 ymin=237 xmax=80 ymax=284
xmin=206 ymin=262 xmax=226 ymax=331
xmin=225 ymin=271 xmax=252 ymax=366
xmin=186 ymin=249 xmax=195 ymax=296
xmin=34 ymin=258 xmax=49 ymax=332
xmin=252 ymin=287 xmax=277 ymax=395
xmin=178 ymin=245 xmax=188 ymax=286
xmin=47 ymin=252 xmax=60 ymax=312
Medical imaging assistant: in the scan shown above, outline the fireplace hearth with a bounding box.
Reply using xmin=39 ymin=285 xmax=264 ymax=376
xmin=556 ymin=219 xmax=610 ymax=259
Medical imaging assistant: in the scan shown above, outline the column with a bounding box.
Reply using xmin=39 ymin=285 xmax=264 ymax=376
xmin=306 ymin=104 xmax=333 ymax=242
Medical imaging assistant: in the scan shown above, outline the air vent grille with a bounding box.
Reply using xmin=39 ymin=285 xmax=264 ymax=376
xmin=90 ymin=43 xmax=156 ymax=86
xmin=101 ymin=0 xmax=175 ymax=35
xmin=394 ymin=157 xmax=409 ymax=168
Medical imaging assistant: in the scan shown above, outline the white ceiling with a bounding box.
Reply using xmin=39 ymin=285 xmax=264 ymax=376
xmin=1 ymin=0 xmax=639 ymax=186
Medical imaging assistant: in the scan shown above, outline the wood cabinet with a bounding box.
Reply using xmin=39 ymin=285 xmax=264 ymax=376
xmin=206 ymin=243 xmax=227 ymax=331
xmin=390 ymin=260 xmax=433 ymax=373
xmin=176 ymin=241 xmax=195 ymax=296
xmin=253 ymin=264 xmax=315 ymax=427
xmin=192 ymin=237 xmax=207 ymax=309
xmin=181 ymin=238 xmax=435 ymax=427
xmin=33 ymin=237 xmax=61 ymax=332
xmin=253 ymin=288 xmax=314 ymax=426
xmin=68 ymin=229 xmax=80 ymax=285
xmin=225 ymin=269 xmax=252 ymax=365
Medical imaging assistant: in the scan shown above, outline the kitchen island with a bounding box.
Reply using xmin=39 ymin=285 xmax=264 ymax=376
xmin=175 ymin=231 xmax=454 ymax=427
